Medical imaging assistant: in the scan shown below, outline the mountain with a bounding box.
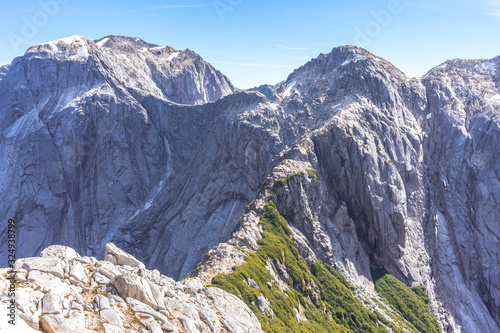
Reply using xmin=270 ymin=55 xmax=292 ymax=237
xmin=1 ymin=36 xmax=499 ymax=332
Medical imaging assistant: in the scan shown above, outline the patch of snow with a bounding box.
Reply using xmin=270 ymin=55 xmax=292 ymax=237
xmin=476 ymin=62 xmax=497 ymax=76
xmin=426 ymin=113 xmax=432 ymax=119
xmin=269 ymin=103 xmax=279 ymax=111
xmin=488 ymin=94 xmax=500 ymax=104
xmin=33 ymin=35 xmax=89 ymax=59
xmin=167 ymin=52 xmax=180 ymax=61
xmin=432 ymin=63 xmax=447 ymax=72
xmin=150 ymin=46 xmax=165 ymax=51
xmin=341 ymin=60 xmax=351 ymax=66
xmin=75 ymin=44 xmax=89 ymax=58
xmin=49 ymin=35 xmax=83 ymax=45
xmin=140 ymin=47 xmax=148 ymax=53
xmin=283 ymin=81 xmax=296 ymax=98
xmin=96 ymin=37 xmax=109 ymax=48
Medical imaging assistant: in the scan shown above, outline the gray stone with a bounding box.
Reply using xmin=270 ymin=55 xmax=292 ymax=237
xmin=94 ymin=294 xmax=111 ymax=310
xmin=245 ymin=278 xmax=260 ymax=290
xmin=21 ymin=258 xmax=64 ymax=279
xmin=256 ymin=296 xmax=273 ymax=317
xmin=203 ymin=287 xmax=263 ymax=333
xmin=75 ymin=294 xmax=84 ymax=304
xmin=41 ymin=294 xmax=62 ymax=314
xmin=104 ymin=243 xmax=146 ymax=270
xmin=101 ymin=308 xmax=123 ymax=326
xmin=110 ymin=273 xmax=165 ymax=310
xmin=40 ymin=246 xmax=80 ymax=261
xmin=139 ymin=315 xmax=163 ymax=333
xmin=39 ymin=310 xmax=86 ymax=333
xmin=69 ymin=260 xmax=89 ymax=285
xmin=71 ymin=301 xmax=84 ymax=311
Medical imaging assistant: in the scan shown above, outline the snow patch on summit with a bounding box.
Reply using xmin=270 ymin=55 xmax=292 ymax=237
xmin=167 ymin=52 xmax=180 ymax=61
xmin=96 ymin=37 xmax=109 ymax=48
xmin=476 ymin=62 xmax=497 ymax=76
xmin=27 ymin=35 xmax=90 ymax=60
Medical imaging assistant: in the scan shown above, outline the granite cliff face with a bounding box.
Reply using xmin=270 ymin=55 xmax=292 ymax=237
xmin=0 ymin=36 xmax=499 ymax=332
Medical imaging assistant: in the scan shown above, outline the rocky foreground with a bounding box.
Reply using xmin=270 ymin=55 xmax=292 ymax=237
xmin=0 ymin=244 xmax=262 ymax=333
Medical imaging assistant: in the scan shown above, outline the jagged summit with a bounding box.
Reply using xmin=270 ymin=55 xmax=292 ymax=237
xmin=95 ymin=35 xmax=161 ymax=51
xmin=424 ymin=57 xmax=498 ymax=79
xmin=4 ymin=34 xmax=234 ymax=107
xmin=285 ymin=44 xmax=405 ymax=84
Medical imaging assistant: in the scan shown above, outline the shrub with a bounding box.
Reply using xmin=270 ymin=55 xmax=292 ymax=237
xmin=306 ymin=169 xmax=319 ymax=180
xmin=274 ymin=179 xmax=287 ymax=189
xmin=372 ymin=268 xmax=441 ymax=333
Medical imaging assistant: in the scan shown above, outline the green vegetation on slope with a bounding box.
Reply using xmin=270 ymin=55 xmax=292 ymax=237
xmin=306 ymin=169 xmax=319 ymax=180
xmin=211 ymin=201 xmax=389 ymax=333
xmin=372 ymin=268 xmax=441 ymax=333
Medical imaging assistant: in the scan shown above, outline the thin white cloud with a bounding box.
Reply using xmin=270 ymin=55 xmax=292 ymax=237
xmin=154 ymin=4 xmax=208 ymax=9
xmin=485 ymin=0 xmax=500 ymax=16
xmin=275 ymin=44 xmax=310 ymax=50
xmin=211 ymin=61 xmax=292 ymax=68
xmin=439 ymin=0 xmax=500 ymax=17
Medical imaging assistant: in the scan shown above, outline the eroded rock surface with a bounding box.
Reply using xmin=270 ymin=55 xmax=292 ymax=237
xmin=0 ymin=244 xmax=263 ymax=333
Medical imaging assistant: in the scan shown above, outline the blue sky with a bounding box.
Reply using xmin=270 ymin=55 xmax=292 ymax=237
xmin=1 ymin=0 xmax=499 ymax=88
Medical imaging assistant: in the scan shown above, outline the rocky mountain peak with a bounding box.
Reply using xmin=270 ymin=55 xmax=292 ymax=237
xmin=285 ymin=44 xmax=403 ymax=85
xmin=95 ymin=35 xmax=160 ymax=52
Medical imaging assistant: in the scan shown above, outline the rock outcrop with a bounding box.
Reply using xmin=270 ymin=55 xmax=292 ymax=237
xmin=0 ymin=244 xmax=263 ymax=333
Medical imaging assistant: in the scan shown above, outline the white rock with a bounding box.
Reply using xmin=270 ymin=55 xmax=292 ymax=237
xmin=19 ymin=312 xmax=40 ymax=330
xmin=256 ymin=296 xmax=273 ymax=317
xmin=103 ymin=323 xmax=125 ymax=333
xmin=94 ymin=294 xmax=111 ymax=310
xmin=75 ymin=294 xmax=84 ymax=304
xmin=0 ymin=302 xmax=39 ymax=332
xmin=26 ymin=271 xmax=71 ymax=295
xmin=203 ymin=287 xmax=263 ymax=333
xmin=104 ymin=243 xmax=146 ymax=270
xmin=21 ymin=258 xmax=64 ymax=279
xmin=41 ymin=294 xmax=62 ymax=314
xmin=183 ymin=278 xmax=203 ymax=294
xmin=69 ymin=261 xmax=89 ymax=285
xmin=39 ymin=310 xmax=86 ymax=333
xmin=40 ymin=246 xmax=80 ymax=261
xmin=110 ymin=273 xmax=165 ymax=310
xmin=96 ymin=261 xmax=120 ymax=279
xmin=92 ymin=271 xmax=110 ymax=285
xmin=100 ymin=308 xmax=123 ymax=326
xmin=138 ymin=315 xmax=163 ymax=333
